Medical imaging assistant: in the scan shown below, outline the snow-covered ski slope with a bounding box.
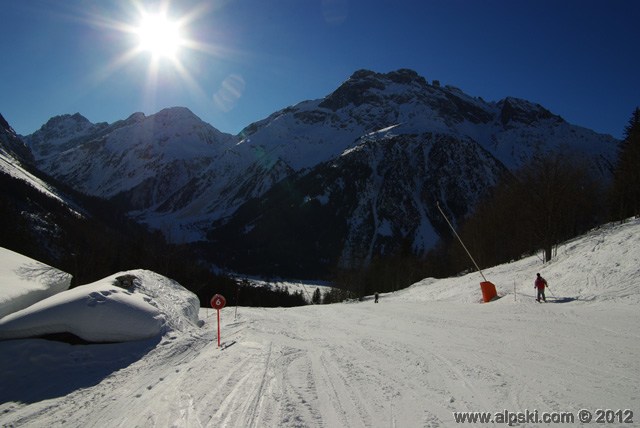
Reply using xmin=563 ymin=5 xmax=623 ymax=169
xmin=1 ymin=219 xmax=639 ymax=427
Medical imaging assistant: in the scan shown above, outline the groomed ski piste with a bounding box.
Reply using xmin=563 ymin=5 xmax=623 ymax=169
xmin=1 ymin=218 xmax=639 ymax=427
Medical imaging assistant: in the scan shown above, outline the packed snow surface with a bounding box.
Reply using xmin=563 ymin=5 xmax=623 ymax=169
xmin=1 ymin=219 xmax=639 ymax=427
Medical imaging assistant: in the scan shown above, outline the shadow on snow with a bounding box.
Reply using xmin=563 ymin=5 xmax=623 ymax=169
xmin=0 ymin=336 xmax=160 ymax=404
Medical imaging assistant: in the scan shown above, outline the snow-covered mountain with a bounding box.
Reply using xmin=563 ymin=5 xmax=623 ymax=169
xmin=0 ymin=114 xmax=33 ymax=165
xmin=1 ymin=114 xmax=87 ymax=264
xmin=26 ymin=108 xmax=237 ymax=206
xmin=238 ymin=69 xmax=615 ymax=172
xmin=209 ymin=132 xmax=508 ymax=276
xmin=209 ymin=70 xmax=617 ymax=275
xmin=2 ymin=114 xmax=184 ymax=283
xmin=1 ymin=114 xmax=81 ymax=212
xmin=21 ymin=69 xmax=619 ymax=273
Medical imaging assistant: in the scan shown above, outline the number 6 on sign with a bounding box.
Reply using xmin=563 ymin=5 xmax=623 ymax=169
xmin=211 ymin=295 xmax=226 ymax=310
xmin=210 ymin=294 xmax=226 ymax=347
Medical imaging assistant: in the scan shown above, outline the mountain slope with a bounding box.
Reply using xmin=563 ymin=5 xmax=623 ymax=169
xmin=26 ymin=108 xmax=237 ymax=201
xmin=22 ymin=70 xmax=619 ymax=274
xmin=202 ymin=70 xmax=616 ymax=276
xmin=209 ymin=131 xmax=508 ymax=277
xmin=1 ymin=113 xmax=87 ymax=263
xmin=1 ymin=115 xmax=179 ymax=286
xmin=0 ymin=113 xmax=66 ymax=205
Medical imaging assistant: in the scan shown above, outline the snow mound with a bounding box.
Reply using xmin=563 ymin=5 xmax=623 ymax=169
xmin=0 ymin=247 xmax=71 ymax=319
xmin=0 ymin=269 xmax=200 ymax=343
xmin=120 ymin=269 xmax=201 ymax=332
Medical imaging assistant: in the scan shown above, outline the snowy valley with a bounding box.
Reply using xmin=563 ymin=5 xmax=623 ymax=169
xmin=1 ymin=218 xmax=639 ymax=427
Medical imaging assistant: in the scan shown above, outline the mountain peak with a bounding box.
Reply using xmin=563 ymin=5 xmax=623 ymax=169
xmin=0 ymin=114 xmax=34 ymax=164
xmin=347 ymin=69 xmax=427 ymax=86
xmin=498 ymin=96 xmax=562 ymax=127
xmin=319 ymin=68 xmax=428 ymax=111
xmin=42 ymin=112 xmax=92 ymax=130
xmin=154 ymin=106 xmax=197 ymax=119
xmin=0 ymin=113 xmax=14 ymax=134
xmin=125 ymin=107 xmax=235 ymax=148
xmin=31 ymin=112 xmax=100 ymax=143
xmin=124 ymin=112 xmax=146 ymax=123
xmin=385 ymin=68 xmax=428 ymax=86
xmin=127 ymin=107 xmax=208 ymax=131
xmin=25 ymin=112 xmax=109 ymax=160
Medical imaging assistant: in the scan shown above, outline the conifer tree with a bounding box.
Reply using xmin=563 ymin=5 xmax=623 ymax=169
xmin=611 ymin=107 xmax=640 ymax=220
xmin=312 ymin=287 xmax=321 ymax=304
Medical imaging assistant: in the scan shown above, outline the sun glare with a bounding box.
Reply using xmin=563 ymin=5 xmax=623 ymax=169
xmin=84 ymin=1 xmax=240 ymax=115
xmin=136 ymin=13 xmax=183 ymax=59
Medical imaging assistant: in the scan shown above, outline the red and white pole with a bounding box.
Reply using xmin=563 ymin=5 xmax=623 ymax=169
xmin=210 ymin=294 xmax=227 ymax=348
xmin=217 ymin=309 xmax=221 ymax=347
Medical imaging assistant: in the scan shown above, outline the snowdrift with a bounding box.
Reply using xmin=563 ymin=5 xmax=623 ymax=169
xmin=0 ymin=247 xmax=71 ymax=318
xmin=0 ymin=269 xmax=201 ymax=343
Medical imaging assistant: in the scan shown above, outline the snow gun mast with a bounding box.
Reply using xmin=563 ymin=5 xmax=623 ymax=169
xmin=436 ymin=201 xmax=497 ymax=302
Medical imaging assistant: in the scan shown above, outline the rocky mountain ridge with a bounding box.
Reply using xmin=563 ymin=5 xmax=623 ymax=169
xmin=9 ymin=69 xmax=619 ymax=276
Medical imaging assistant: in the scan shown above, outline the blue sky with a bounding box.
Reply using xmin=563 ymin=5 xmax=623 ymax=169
xmin=1 ymin=0 xmax=638 ymax=139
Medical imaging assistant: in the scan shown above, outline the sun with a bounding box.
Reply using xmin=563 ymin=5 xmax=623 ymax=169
xmin=83 ymin=1 xmax=241 ymax=114
xmin=135 ymin=12 xmax=183 ymax=59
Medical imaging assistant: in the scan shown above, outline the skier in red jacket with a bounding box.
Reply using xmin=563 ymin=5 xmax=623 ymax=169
xmin=534 ymin=273 xmax=548 ymax=302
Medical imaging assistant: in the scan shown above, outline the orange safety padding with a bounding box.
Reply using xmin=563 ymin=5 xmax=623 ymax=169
xmin=480 ymin=281 xmax=497 ymax=302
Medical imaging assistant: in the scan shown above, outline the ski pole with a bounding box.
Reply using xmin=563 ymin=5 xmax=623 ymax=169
xmin=546 ymin=285 xmax=556 ymax=299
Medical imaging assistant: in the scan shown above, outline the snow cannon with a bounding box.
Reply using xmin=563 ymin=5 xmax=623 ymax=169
xmin=480 ymin=281 xmax=497 ymax=302
xmin=436 ymin=201 xmax=498 ymax=303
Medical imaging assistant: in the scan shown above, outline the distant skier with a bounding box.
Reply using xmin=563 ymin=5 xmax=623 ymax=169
xmin=374 ymin=292 xmax=379 ymax=303
xmin=534 ymin=273 xmax=548 ymax=302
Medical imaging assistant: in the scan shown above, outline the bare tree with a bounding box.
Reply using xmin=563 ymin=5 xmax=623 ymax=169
xmin=456 ymin=150 xmax=604 ymax=267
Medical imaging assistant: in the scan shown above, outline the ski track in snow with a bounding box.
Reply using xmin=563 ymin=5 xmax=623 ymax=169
xmin=3 ymin=299 xmax=639 ymax=428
